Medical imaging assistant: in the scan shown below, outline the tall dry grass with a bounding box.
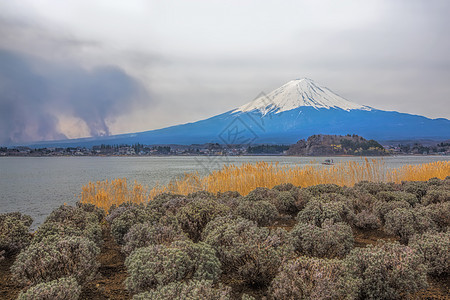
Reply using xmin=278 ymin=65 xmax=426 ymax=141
xmin=80 ymin=159 xmax=450 ymax=211
xmin=81 ymin=179 xmax=148 ymax=211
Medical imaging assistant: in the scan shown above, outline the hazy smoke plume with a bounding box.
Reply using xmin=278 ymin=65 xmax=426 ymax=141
xmin=0 ymin=49 xmax=146 ymax=145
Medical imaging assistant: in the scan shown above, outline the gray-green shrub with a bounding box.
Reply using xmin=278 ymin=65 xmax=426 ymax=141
xmin=124 ymin=240 xmax=221 ymax=294
xmin=244 ymin=187 xmax=279 ymax=202
xmin=384 ymin=207 xmax=436 ymax=243
xmin=290 ymin=221 xmax=354 ymax=259
xmin=315 ymin=192 xmax=348 ymax=203
xmin=122 ymin=220 xmax=188 ymax=255
xmin=345 ymin=241 xmax=427 ymax=300
xmin=401 ymin=181 xmax=428 ymax=201
xmin=296 ymin=199 xmax=354 ymax=227
xmin=273 ymin=191 xmax=298 ymax=214
xmin=0 ymin=212 xmax=32 ymax=226
xmin=140 ymin=193 xmax=180 ymax=215
xmin=202 ymin=216 xmax=256 ymax=270
xmin=238 ymin=227 xmax=293 ymax=286
xmin=151 ymin=192 xmax=185 ymax=204
xmin=125 ymin=245 xmax=189 ymax=293
xmin=270 ymin=256 xmax=359 ymax=300
xmin=304 ymin=183 xmax=343 ymax=196
xmin=202 ymin=216 xmax=293 ymax=286
xmin=373 ymin=200 xmax=410 ymax=223
xmin=409 ymin=232 xmax=450 ymax=276
xmin=354 ymin=209 xmax=381 ymax=229
xmin=292 ymin=188 xmax=314 ymax=210
xmin=157 ymin=197 xmax=192 ymax=215
xmin=236 ymin=200 xmax=278 ymax=226
xmin=427 ymin=177 xmax=443 ymax=186
xmin=176 ymin=198 xmax=230 ymax=241
xmin=0 ymin=212 xmax=32 ymax=255
xmin=376 ymin=191 xmax=419 ymax=206
xmin=354 ymin=181 xmax=395 ymax=195
xmin=106 ymin=206 xmax=128 ymax=223
xmin=76 ymin=201 xmax=105 ymax=222
xmin=421 ymin=187 xmax=450 ymax=205
xmin=171 ymin=240 xmax=222 ymax=283
xmin=17 ymin=277 xmax=81 ymax=300
xmin=45 ymin=205 xmax=98 ymax=228
xmin=216 ymin=190 xmax=241 ymax=199
xmin=11 ymin=236 xmax=99 ymax=286
xmin=132 ymin=280 xmax=231 ymax=300
xmin=110 ymin=205 xmax=160 ymax=244
xmin=32 ymin=220 xmax=101 ymax=245
xmin=348 ymin=190 xmax=377 ymax=213
xmin=217 ymin=191 xmax=244 ymax=211
xmin=216 ymin=191 xmax=242 ymax=210
xmin=38 ymin=205 xmax=102 ymax=245
xmin=272 ymin=182 xmax=296 ymax=191
xmin=421 ymin=202 xmax=450 ymax=230
xmin=187 ymin=190 xmax=217 ymax=200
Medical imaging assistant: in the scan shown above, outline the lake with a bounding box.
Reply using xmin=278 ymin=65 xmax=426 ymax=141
xmin=1 ymin=155 xmax=448 ymax=228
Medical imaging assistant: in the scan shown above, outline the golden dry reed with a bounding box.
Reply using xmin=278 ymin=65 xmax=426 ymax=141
xmin=80 ymin=159 xmax=450 ymax=211
xmin=81 ymin=179 xmax=148 ymax=211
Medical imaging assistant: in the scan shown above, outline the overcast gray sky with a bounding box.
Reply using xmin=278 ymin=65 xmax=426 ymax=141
xmin=1 ymin=0 xmax=449 ymax=144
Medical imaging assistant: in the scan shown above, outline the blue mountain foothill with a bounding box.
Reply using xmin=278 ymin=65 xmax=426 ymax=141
xmin=23 ymin=79 xmax=450 ymax=148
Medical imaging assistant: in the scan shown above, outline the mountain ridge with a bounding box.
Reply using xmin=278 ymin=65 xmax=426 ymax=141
xmin=13 ymin=78 xmax=450 ymax=148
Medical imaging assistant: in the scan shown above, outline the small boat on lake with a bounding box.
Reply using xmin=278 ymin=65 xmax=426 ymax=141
xmin=322 ymin=159 xmax=334 ymax=165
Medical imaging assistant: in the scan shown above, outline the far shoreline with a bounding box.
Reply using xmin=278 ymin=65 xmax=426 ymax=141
xmin=1 ymin=154 xmax=449 ymax=158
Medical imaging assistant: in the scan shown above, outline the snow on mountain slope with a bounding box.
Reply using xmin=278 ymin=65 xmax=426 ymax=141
xmin=233 ymin=78 xmax=371 ymax=114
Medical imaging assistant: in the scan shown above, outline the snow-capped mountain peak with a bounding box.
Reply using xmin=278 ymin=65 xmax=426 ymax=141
xmin=233 ymin=78 xmax=371 ymax=114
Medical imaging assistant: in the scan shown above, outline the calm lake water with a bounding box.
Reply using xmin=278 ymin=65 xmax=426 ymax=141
xmin=1 ymin=156 xmax=448 ymax=228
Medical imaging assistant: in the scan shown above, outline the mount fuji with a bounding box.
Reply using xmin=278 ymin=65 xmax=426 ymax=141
xmin=28 ymin=78 xmax=450 ymax=147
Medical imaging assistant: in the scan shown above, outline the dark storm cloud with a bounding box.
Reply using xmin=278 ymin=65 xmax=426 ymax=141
xmin=0 ymin=49 xmax=147 ymax=145
xmin=0 ymin=50 xmax=64 ymax=144
xmin=46 ymin=64 xmax=145 ymax=137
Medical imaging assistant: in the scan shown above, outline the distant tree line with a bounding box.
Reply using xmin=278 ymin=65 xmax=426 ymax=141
xmin=247 ymin=144 xmax=290 ymax=154
xmin=340 ymin=139 xmax=384 ymax=151
xmin=397 ymin=142 xmax=450 ymax=154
